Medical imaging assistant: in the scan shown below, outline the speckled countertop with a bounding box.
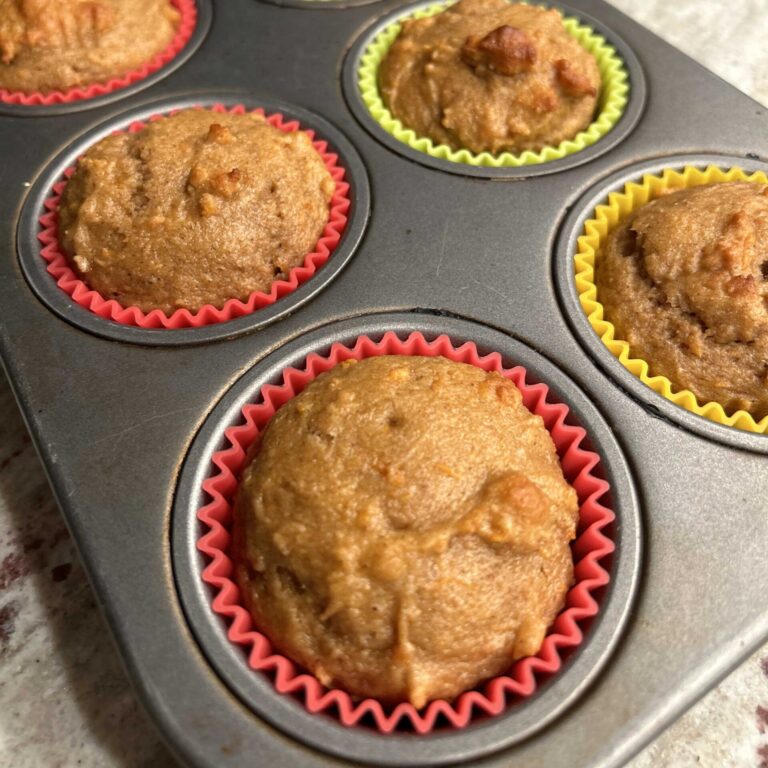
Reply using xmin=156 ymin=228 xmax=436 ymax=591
xmin=1 ymin=2 xmax=768 ymax=767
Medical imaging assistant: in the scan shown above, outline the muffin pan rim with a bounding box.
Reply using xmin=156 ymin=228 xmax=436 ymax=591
xmin=15 ymin=91 xmax=371 ymax=347
xmin=171 ymin=311 xmax=643 ymax=767
xmin=341 ymin=0 xmax=646 ymax=179
xmin=553 ymin=151 xmax=768 ymax=455
xmin=259 ymin=0 xmax=385 ymax=10
xmin=0 ymin=0 xmax=214 ymax=118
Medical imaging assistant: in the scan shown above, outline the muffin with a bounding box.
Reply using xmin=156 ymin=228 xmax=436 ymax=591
xmin=596 ymin=181 xmax=768 ymax=420
xmin=58 ymin=109 xmax=336 ymax=314
xmin=0 ymin=0 xmax=180 ymax=93
xmin=234 ymin=355 xmax=579 ymax=707
xmin=378 ymin=0 xmax=601 ymax=155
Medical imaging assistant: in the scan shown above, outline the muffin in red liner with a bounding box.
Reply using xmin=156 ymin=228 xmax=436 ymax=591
xmin=0 ymin=0 xmax=197 ymax=107
xmin=37 ymin=104 xmax=351 ymax=329
xmin=197 ymin=331 xmax=615 ymax=734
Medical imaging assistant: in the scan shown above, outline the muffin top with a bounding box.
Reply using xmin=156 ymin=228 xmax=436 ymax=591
xmin=59 ymin=109 xmax=336 ymax=314
xmin=378 ymin=0 xmax=600 ymax=154
xmin=0 ymin=0 xmax=180 ymax=93
xmin=597 ymin=181 xmax=768 ymax=420
xmin=234 ymin=355 xmax=578 ymax=707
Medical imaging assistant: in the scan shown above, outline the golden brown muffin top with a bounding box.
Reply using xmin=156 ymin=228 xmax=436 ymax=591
xmin=597 ymin=182 xmax=768 ymax=419
xmin=235 ymin=355 xmax=578 ymax=707
xmin=0 ymin=0 xmax=180 ymax=92
xmin=59 ymin=109 xmax=335 ymax=314
xmin=378 ymin=0 xmax=600 ymax=154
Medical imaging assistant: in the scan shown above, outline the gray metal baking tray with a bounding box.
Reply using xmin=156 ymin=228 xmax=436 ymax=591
xmin=0 ymin=1 xmax=766 ymax=767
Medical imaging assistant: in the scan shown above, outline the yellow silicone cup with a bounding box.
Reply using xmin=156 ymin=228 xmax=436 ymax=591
xmin=575 ymin=165 xmax=768 ymax=434
xmin=357 ymin=1 xmax=629 ymax=168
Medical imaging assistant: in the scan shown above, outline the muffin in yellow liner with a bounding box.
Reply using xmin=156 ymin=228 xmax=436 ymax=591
xmin=357 ymin=1 xmax=629 ymax=168
xmin=575 ymin=164 xmax=768 ymax=434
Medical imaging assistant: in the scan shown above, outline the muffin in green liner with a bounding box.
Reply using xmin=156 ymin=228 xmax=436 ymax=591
xmin=358 ymin=0 xmax=629 ymax=167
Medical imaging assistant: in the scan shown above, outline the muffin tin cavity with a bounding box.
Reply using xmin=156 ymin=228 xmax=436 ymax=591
xmin=0 ymin=0 xmax=212 ymax=117
xmin=555 ymin=153 xmax=768 ymax=454
xmin=342 ymin=0 xmax=645 ymax=178
xmin=172 ymin=311 xmax=642 ymax=766
xmin=17 ymin=93 xmax=370 ymax=346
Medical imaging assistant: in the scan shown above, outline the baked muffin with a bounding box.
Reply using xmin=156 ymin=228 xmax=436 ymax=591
xmin=58 ymin=109 xmax=335 ymax=314
xmin=378 ymin=0 xmax=600 ymax=155
xmin=0 ymin=0 xmax=180 ymax=93
xmin=234 ymin=355 xmax=579 ymax=707
xmin=597 ymin=181 xmax=768 ymax=420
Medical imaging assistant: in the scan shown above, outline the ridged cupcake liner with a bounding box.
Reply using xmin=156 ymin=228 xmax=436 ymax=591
xmin=0 ymin=0 xmax=197 ymax=106
xmin=37 ymin=104 xmax=351 ymax=330
xmin=575 ymin=164 xmax=768 ymax=434
xmin=197 ymin=331 xmax=616 ymax=734
xmin=357 ymin=1 xmax=629 ymax=168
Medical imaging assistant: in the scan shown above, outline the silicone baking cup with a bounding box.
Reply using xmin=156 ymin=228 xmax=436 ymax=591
xmin=37 ymin=104 xmax=350 ymax=330
xmin=357 ymin=1 xmax=629 ymax=168
xmin=197 ymin=331 xmax=616 ymax=733
xmin=0 ymin=0 xmax=197 ymax=106
xmin=575 ymin=164 xmax=768 ymax=434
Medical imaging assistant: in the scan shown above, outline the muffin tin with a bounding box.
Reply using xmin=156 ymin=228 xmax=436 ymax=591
xmin=0 ymin=1 xmax=766 ymax=767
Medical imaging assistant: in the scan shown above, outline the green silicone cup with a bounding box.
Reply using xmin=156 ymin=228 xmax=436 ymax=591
xmin=357 ymin=1 xmax=630 ymax=168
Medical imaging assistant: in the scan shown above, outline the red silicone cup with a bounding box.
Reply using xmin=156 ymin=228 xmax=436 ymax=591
xmin=37 ymin=104 xmax=351 ymax=329
xmin=0 ymin=0 xmax=197 ymax=106
xmin=197 ymin=331 xmax=616 ymax=734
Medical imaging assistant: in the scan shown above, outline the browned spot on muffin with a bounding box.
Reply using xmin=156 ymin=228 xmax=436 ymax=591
xmin=210 ymin=168 xmax=241 ymax=199
xmin=555 ymin=58 xmax=597 ymax=97
xmin=461 ymin=25 xmax=536 ymax=76
xmin=207 ymin=123 xmax=234 ymax=145
xmin=724 ymin=274 xmax=756 ymax=298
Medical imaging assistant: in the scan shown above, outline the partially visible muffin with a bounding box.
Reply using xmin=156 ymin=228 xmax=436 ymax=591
xmin=58 ymin=109 xmax=336 ymax=314
xmin=597 ymin=181 xmax=768 ymax=420
xmin=234 ymin=355 xmax=578 ymax=707
xmin=0 ymin=0 xmax=180 ymax=93
xmin=378 ymin=0 xmax=600 ymax=154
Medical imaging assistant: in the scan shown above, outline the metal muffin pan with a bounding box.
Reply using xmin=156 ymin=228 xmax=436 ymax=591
xmin=0 ymin=1 xmax=766 ymax=767
xmin=0 ymin=0 xmax=214 ymax=118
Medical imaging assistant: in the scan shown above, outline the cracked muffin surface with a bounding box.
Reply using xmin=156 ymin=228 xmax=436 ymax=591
xmin=58 ymin=109 xmax=335 ymax=313
xmin=596 ymin=182 xmax=768 ymax=420
xmin=378 ymin=0 xmax=600 ymax=154
xmin=0 ymin=0 xmax=180 ymax=93
xmin=234 ymin=355 xmax=578 ymax=707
